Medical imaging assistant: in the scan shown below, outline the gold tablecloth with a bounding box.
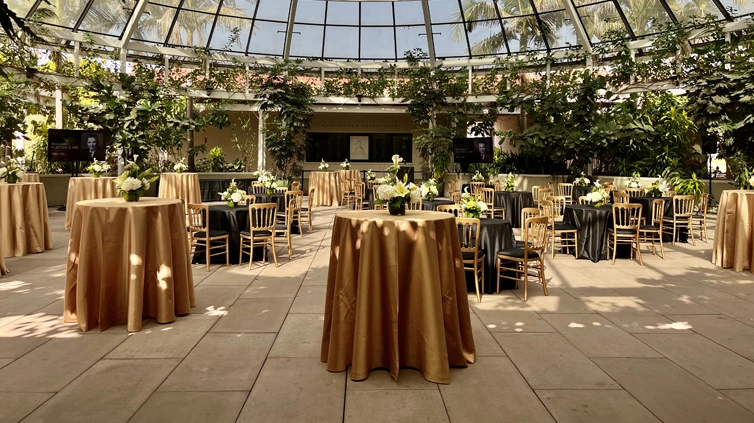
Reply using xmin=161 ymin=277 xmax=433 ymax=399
xmin=0 ymin=225 xmax=7 ymax=275
xmin=310 ymin=171 xmax=341 ymax=206
xmin=64 ymin=198 xmax=195 ymax=332
xmin=713 ymin=190 xmax=754 ymax=273
xmin=321 ymin=210 xmax=476 ymax=384
xmin=0 ymin=182 xmax=53 ymax=257
xmin=158 ymin=172 xmax=201 ymax=210
xmin=20 ymin=173 xmax=40 ymax=182
xmin=64 ymin=177 xmax=118 ymax=230
xmin=338 ymin=169 xmax=361 ymax=190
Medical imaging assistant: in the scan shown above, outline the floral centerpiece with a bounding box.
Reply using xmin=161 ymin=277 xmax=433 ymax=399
xmin=366 ymin=169 xmax=376 ymax=181
xmin=500 ymin=173 xmax=516 ymax=192
xmin=174 ymin=157 xmax=188 ymax=173
xmin=646 ymin=176 xmax=671 ymax=197
xmin=420 ymin=178 xmax=439 ymax=201
xmin=575 ymin=172 xmax=590 ymax=187
xmin=586 ymin=183 xmax=608 ymax=207
xmin=115 ymin=158 xmax=158 ymax=202
xmin=254 ymin=170 xmax=278 ymax=194
xmin=219 ymin=179 xmax=247 ymax=208
xmin=471 ymin=171 xmax=485 ymax=182
xmin=340 ymin=159 xmax=351 ymax=170
xmin=319 ymin=159 xmax=329 ymax=171
xmin=0 ymin=157 xmax=25 ymax=183
xmin=376 ymin=173 xmax=420 ymax=216
xmin=386 ymin=154 xmax=403 ymax=176
xmin=626 ymin=172 xmax=642 ymax=188
xmin=86 ymin=159 xmax=111 ymax=178
xmin=460 ymin=188 xmax=488 ymax=218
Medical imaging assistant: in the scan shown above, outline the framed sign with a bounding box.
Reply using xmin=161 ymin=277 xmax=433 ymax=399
xmin=350 ymin=135 xmax=369 ymax=160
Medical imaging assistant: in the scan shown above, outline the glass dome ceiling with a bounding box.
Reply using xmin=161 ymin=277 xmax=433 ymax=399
xmin=8 ymin=0 xmax=753 ymax=62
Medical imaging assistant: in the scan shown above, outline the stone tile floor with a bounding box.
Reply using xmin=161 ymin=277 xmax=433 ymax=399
xmin=2 ymin=204 xmax=754 ymax=422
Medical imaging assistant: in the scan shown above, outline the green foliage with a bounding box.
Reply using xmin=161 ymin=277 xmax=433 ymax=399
xmin=674 ymin=173 xmax=706 ymax=199
xmin=198 ymin=146 xmax=227 ymax=172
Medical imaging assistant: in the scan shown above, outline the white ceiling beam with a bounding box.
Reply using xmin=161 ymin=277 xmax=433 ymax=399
xmin=283 ymin=0 xmax=299 ymax=59
xmin=558 ymin=0 xmax=592 ymax=55
xmin=119 ymin=0 xmax=151 ymax=48
xmin=420 ymin=0 xmax=436 ymax=65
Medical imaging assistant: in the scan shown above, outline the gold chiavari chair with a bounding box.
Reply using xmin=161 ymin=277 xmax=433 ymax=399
xmin=545 ymin=196 xmax=578 ymax=258
xmin=245 ymin=194 xmax=256 ymax=205
xmin=276 ymin=186 xmax=289 ymax=193
xmin=408 ymin=197 xmax=423 ymax=210
xmin=240 ymin=203 xmax=278 ymax=268
xmin=532 ymin=186 xmax=545 ymax=206
xmin=367 ymin=180 xmax=380 ymax=191
xmin=284 ymin=190 xmax=305 ymax=237
xmin=478 ymin=188 xmax=502 ymax=218
xmin=578 ymin=196 xmax=589 ymax=205
xmin=663 ymin=195 xmax=695 ymax=246
xmin=251 ymin=181 xmax=265 ymax=194
xmin=450 ymin=191 xmax=462 ymax=204
xmin=457 ymin=217 xmax=485 ymax=303
xmin=613 ymin=191 xmax=630 ymax=204
xmin=625 ymin=188 xmax=644 ymax=198
xmin=447 ymin=179 xmax=458 ymax=193
xmin=291 ymin=181 xmax=301 ymax=191
xmin=608 ymin=203 xmax=643 ymax=265
xmin=373 ymin=186 xmax=385 ymax=210
xmin=537 ymin=188 xmax=552 ymax=207
xmin=353 ymin=182 xmax=369 ymax=210
xmin=339 ymin=179 xmax=355 ymax=209
xmin=496 ymin=216 xmax=549 ymax=301
xmin=187 ymin=203 xmax=229 ymax=272
xmin=300 ymin=188 xmax=315 ymax=232
xmin=470 ymin=181 xmax=485 ymax=197
xmin=274 ymin=198 xmax=296 ymax=260
xmin=558 ymin=183 xmax=573 ymax=204
xmin=437 ymin=204 xmax=461 ymax=216
xmin=692 ymin=193 xmax=709 ymax=243
xmin=516 ymin=207 xmax=542 ymax=248
xmin=639 ymin=199 xmax=665 ymax=259
xmin=664 ymin=190 xmax=677 ymax=197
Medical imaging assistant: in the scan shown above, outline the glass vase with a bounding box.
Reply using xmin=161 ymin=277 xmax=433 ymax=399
xmin=593 ymin=201 xmax=603 ymax=208
xmin=227 ymin=201 xmax=237 ymax=208
xmin=388 ymin=202 xmax=406 ymax=216
xmin=266 ymin=189 xmax=275 ymax=195
xmin=465 ymin=211 xmax=480 ymax=219
xmin=123 ymin=191 xmax=141 ymax=202
xmin=6 ymin=174 xmax=18 ymax=184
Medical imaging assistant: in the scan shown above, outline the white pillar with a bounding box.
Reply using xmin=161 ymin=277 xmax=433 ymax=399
xmin=55 ymin=89 xmax=63 ymax=129
xmin=257 ymin=110 xmax=266 ymax=170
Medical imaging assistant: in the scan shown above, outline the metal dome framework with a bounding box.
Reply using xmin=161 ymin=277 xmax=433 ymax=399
xmin=8 ymin=0 xmax=754 ymax=70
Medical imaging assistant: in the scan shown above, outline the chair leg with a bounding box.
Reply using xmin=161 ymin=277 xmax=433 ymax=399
xmin=270 ymin=237 xmax=279 ymax=267
xmin=611 ymin=234 xmax=618 ymax=265
xmin=225 ymin=238 xmax=229 ymax=267
xmin=205 ymin=240 xmax=210 ymax=272
xmin=539 ymin=258 xmax=548 ymax=296
xmin=523 ymin=261 xmax=529 ymax=301
xmin=287 ymin=232 xmax=292 ymax=259
xmin=635 ymin=236 xmax=643 ymax=265
xmin=474 ymin=261 xmax=481 ymax=303
xmin=239 ymin=238 xmax=244 ymax=265
xmin=672 ymin=223 xmax=677 ymax=246
xmin=496 ymin=257 xmax=501 ymax=294
xmin=688 ymin=221 xmax=696 ymax=246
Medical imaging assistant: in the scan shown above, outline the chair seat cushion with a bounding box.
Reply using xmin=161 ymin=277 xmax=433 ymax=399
xmin=640 ymin=224 xmax=660 ymax=231
xmin=554 ymin=222 xmax=577 ymax=231
xmin=275 ymin=224 xmax=288 ymax=231
xmin=193 ymin=229 xmax=228 ymax=238
xmin=462 ymin=251 xmax=485 ymax=261
xmin=497 ymin=248 xmax=539 ymax=259
xmin=607 ymin=227 xmax=637 ymax=235
xmin=240 ymin=230 xmax=272 ymax=237
xmin=514 ymin=240 xmax=526 ymax=248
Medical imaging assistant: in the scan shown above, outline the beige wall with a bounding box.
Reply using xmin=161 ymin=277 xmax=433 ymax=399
xmin=194 ymin=111 xmax=260 ymax=169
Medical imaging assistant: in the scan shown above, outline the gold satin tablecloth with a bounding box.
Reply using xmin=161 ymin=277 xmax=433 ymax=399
xmin=0 ymin=182 xmax=53 ymax=257
xmin=158 ymin=172 xmax=201 ymax=210
xmin=64 ymin=198 xmax=195 ymax=332
xmin=65 ymin=177 xmax=118 ymax=230
xmin=338 ymin=169 xmax=361 ymax=190
xmin=20 ymin=173 xmax=40 ymax=182
xmin=321 ymin=210 xmax=476 ymax=384
xmin=310 ymin=171 xmax=341 ymax=206
xmin=713 ymin=190 xmax=754 ymax=273
xmin=0 ymin=226 xmax=7 ymax=275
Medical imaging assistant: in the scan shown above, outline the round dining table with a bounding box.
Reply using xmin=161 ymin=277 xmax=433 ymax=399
xmin=494 ymin=191 xmax=535 ymax=228
xmin=255 ymin=192 xmax=287 ymax=212
xmin=0 ymin=182 xmax=53 ymax=257
xmin=158 ymin=172 xmax=202 ymax=210
xmin=64 ymin=177 xmax=119 ymax=230
xmin=64 ymin=198 xmax=194 ymax=332
xmin=322 ymin=210 xmax=475 ymax=384
xmin=309 ymin=171 xmax=341 ymax=206
xmin=563 ymin=204 xmax=634 ymax=262
xmin=713 ymin=190 xmax=754 ymax=273
xmin=0 ymin=225 xmax=7 ymax=275
xmin=463 ymin=218 xmax=516 ymax=293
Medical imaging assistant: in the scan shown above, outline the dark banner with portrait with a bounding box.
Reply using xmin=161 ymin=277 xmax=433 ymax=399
xmin=453 ymin=137 xmax=493 ymax=164
xmin=48 ymin=129 xmax=110 ymax=162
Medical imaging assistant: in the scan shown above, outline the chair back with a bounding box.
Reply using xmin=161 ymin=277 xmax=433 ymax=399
xmin=578 ymin=196 xmax=589 ymax=204
xmin=372 ymin=186 xmax=384 ymax=210
xmin=456 ymin=217 xmax=481 ymax=258
xmin=558 ymin=183 xmax=573 ymax=199
xmin=249 ymin=203 xmax=277 ymax=233
xmin=538 ymin=199 xmax=554 ymax=225
xmin=546 ymin=196 xmax=567 ymax=219
xmin=276 ymin=186 xmax=288 ymax=193
xmin=437 ymin=204 xmax=461 ymax=216
xmin=664 ymin=190 xmax=677 ymax=197
xmin=673 ymin=195 xmax=695 ymax=217
xmin=367 ymin=180 xmax=380 ymax=190
xmin=354 ymin=182 xmax=366 ymax=207
xmin=531 ymin=186 xmax=545 ymax=203
xmin=537 ymin=188 xmax=552 ymax=204
xmin=613 ymin=191 xmax=630 ymax=204
xmin=286 ymin=190 xmax=304 ymax=211
xmin=698 ymin=193 xmax=709 ymax=215
xmin=251 ymin=182 xmax=265 ymax=194
xmin=187 ymin=203 xmax=208 ymax=232
xmin=470 ymin=181 xmax=485 ymax=196
xmin=520 ymin=207 xmax=541 ymax=227
xmin=448 ymin=180 xmax=458 ymax=193
xmin=651 ymin=199 xmax=665 ymax=229
xmin=291 ymin=181 xmax=301 ymax=191
xmin=450 ymin=191 xmax=461 ymax=204
xmin=523 ymin=216 xmax=549 ymax=252
xmin=612 ymin=203 xmax=642 ymax=232
xmin=625 ymin=188 xmax=644 ymax=197
xmin=245 ymin=195 xmax=256 ymax=205
xmin=493 ymin=181 xmax=503 ymax=192
xmin=478 ymin=188 xmax=495 ymax=205
xmin=408 ymin=198 xmax=422 ymax=210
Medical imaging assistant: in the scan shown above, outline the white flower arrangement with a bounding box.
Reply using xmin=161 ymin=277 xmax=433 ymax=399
xmin=174 ymin=157 xmax=188 ymax=173
xmin=575 ymin=172 xmax=590 ymax=187
xmin=115 ymin=158 xmax=158 ymax=200
xmin=366 ymin=169 xmax=376 ymax=181
xmin=253 ymin=170 xmax=278 ymax=192
xmin=319 ymin=159 xmax=329 ymax=171
xmin=646 ymin=176 xmax=671 ymax=197
xmin=385 ymin=154 xmax=404 ymax=175
xmin=86 ymin=159 xmax=111 ymax=177
xmin=471 ymin=171 xmax=485 ymax=182
xmin=586 ymin=187 xmax=608 ymax=206
xmin=219 ymin=179 xmax=247 ymax=204
xmin=460 ymin=188 xmax=488 ymax=217
xmin=376 ymin=180 xmax=421 ymax=203
xmin=420 ymin=178 xmax=439 ymax=201
xmin=340 ymin=159 xmax=351 ymax=170
xmin=0 ymin=157 xmax=25 ymax=183
xmin=750 ymin=175 xmax=754 ymax=188
xmin=501 ymin=173 xmax=516 ymax=191
xmin=626 ymin=172 xmax=642 ymax=188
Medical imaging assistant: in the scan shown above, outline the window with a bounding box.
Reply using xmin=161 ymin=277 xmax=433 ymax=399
xmin=306 ymin=133 xmax=413 ymax=163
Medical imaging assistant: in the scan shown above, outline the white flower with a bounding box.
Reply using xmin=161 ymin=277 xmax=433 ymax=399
xmin=0 ymin=167 xmax=6 ymax=178
xmin=230 ymin=192 xmax=243 ymax=203
xmin=120 ymin=177 xmax=143 ymax=192
xmin=750 ymin=175 xmax=754 ymax=187
xmin=91 ymin=164 xmax=102 ymax=173
xmin=141 ymin=178 xmax=151 ymax=191
xmin=394 ymin=181 xmax=410 ymax=197
xmin=376 ymin=184 xmax=397 ymax=201
xmin=478 ymin=201 xmax=488 ymax=212
xmin=391 ymin=154 xmax=404 ymax=166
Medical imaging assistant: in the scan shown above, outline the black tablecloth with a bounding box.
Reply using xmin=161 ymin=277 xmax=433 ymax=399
xmin=572 ymin=185 xmax=592 ymax=201
xmin=199 ymin=179 xmax=256 ymax=202
xmin=461 ymin=183 xmax=495 ymax=193
xmin=462 ymin=218 xmax=516 ymax=293
xmin=563 ymin=204 xmax=631 ymax=263
xmin=422 ymin=199 xmax=455 ymax=211
xmin=255 ymin=193 xmax=287 ymax=212
xmin=494 ymin=191 xmax=535 ymax=228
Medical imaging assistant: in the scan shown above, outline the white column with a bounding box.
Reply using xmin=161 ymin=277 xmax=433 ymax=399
xmin=55 ymin=89 xmax=63 ymax=129
xmin=257 ymin=110 xmax=266 ymax=170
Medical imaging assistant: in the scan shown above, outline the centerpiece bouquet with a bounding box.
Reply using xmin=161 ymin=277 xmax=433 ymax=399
xmin=219 ymin=179 xmax=247 ymax=207
xmin=646 ymin=176 xmax=671 ymax=197
xmin=0 ymin=157 xmax=25 ymax=183
xmin=500 ymin=173 xmax=516 ymax=192
xmin=420 ymin=178 xmax=439 ymax=201
xmin=86 ymin=159 xmax=111 ymax=178
xmin=366 ymin=169 xmax=376 ymax=181
xmin=340 ymin=159 xmax=351 ymax=170
xmin=586 ymin=183 xmax=608 ymax=207
xmin=319 ymin=159 xmax=329 ymax=171
xmin=460 ymin=188 xmax=488 ymax=218
xmin=471 ymin=171 xmax=485 ymax=182
xmin=174 ymin=157 xmax=188 ymax=173
xmin=575 ymin=172 xmax=590 ymax=187
xmin=626 ymin=172 xmax=642 ymax=188
xmin=376 ymin=174 xmax=421 ymax=216
xmin=254 ymin=170 xmax=279 ymax=194
xmin=385 ymin=154 xmax=403 ymax=179
xmin=115 ymin=157 xmax=158 ymax=202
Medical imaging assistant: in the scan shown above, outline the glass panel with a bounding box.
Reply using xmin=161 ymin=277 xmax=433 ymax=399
xmin=429 ymin=0 xmax=461 ymax=24
xmin=360 ymin=27 xmax=395 ymax=59
xmin=577 ymin=3 xmax=626 ymax=43
xmin=294 ymin=0 xmax=326 ymax=24
xmin=498 ymin=0 xmax=533 ymax=16
xmin=324 ymin=26 xmax=359 ymax=59
xmin=361 ymin=2 xmax=393 ymax=26
xmin=466 ymin=19 xmax=508 ymax=56
xmin=255 ymin=0 xmax=291 ymax=22
xmin=182 ymin=0 xmax=221 ymax=13
xmin=326 ymin=1 xmax=358 ymax=25
xmin=394 ymin=1 xmax=424 ymax=25
xmin=288 ymin=24 xmax=324 ymax=58
xmin=168 ymin=10 xmax=216 ymax=47
xmin=533 ymin=0 xmax=565 ymax=13
xmin=149 ymin=0 xmax=181 ymax=6
xmin=539 ymin=10 xmax=577 ymax=49
xmin=571 ymin=0 xmax=610 ymax=6
xmin=670 ymin=0 xmax=725 ymax=20
xmin=504 ymin=16 xmax=547 ymax=52
xmin=617 ymin=1 xmax=673 ymax=36
xmin=219 ymin=0 xmax=257 ymax=18
xmin=247 ymin=20 xmax=287 ymax=55
xmin=132 ymin=4 xmax=178 ymax=44
xmin=432 ymin=23 xmax=470 ymax=58
xmin=718 ymin=0 xmax=754 ymax=17
xmin=6 ymin=0 xmax=34 ymax=17
xmin=208 ymin=18 xmax=252 ymax=52
xmin=396 ymin=25 xmax=430 ymax=58
xmin=50 ymin=0 xmax=89 ymax=28
xmin=80 ymin=0 xmax=132 ymax=36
